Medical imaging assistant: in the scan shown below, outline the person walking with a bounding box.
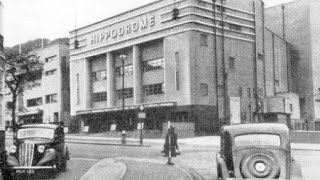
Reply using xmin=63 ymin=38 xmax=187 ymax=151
xmin=163 ymin=126 xmax=179 ymax=165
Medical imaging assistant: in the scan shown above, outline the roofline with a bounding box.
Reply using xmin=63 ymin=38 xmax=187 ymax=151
xmin=70 ymin=0 xmax=161 ymax=34
xmin=265 ymin=0 xmax=295 ymax=10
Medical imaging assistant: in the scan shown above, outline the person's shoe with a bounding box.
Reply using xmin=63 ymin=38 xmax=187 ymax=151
xmin=167 ymin=162 xmax=174 ymax=165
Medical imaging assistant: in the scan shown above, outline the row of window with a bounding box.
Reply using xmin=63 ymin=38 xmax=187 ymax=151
xmin=91 ymin=83 xmax=165 ymax=102
xmin=6 ymin=94 xmax=58 ymax=109
xmin=91 ymin=58 xmax=165 ymax=81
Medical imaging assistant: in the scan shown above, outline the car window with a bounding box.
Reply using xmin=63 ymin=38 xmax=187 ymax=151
xmin=17 ymin=128 xmax=55 ymax=139
xmin=234 ymin=134 xmax=281 ymax=147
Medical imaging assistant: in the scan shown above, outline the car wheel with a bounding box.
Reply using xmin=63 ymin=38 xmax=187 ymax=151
xmin=240 ymin=149 xmax=280 ymax=179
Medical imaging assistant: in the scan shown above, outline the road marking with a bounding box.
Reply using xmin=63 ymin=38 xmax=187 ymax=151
xmin=115 ymin=157 xmax=195 ymax=180
xmin=72 ymin=157 xmax=99 ymax=162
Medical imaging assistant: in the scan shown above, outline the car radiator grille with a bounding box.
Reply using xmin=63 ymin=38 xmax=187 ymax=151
xmin=19 ymin=142 xmax=35 ymax=166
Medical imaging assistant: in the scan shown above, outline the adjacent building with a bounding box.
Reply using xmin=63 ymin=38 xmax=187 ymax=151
xmin=69 ymin=0 xmax=298 ymax=135
xmin=4 ymin=40 xmax=70 ymax=129
xmin=265 ymin=0 xmax=320 ymax=130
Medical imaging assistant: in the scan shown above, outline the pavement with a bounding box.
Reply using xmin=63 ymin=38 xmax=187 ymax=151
xmin=5 ymin=132 xmax=320 ymax=180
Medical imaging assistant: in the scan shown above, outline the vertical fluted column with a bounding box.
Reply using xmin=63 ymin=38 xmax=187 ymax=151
xmin=107 ymin=52 xmax=116 ymax=107
xmin=133 ymin=45 xmax=142 ymax=105
xmin=83 ymin=58 xmax=91 ymax=109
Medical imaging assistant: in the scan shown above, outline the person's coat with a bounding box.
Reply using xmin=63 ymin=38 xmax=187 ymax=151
xmin=163 ymin=132 xmax=178 ymax=157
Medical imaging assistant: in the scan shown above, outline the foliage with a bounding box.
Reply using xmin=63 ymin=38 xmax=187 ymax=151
xmin=4 ymin=50 xmax=43 ymax=131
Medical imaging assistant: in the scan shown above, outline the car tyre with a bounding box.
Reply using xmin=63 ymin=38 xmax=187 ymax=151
xmin=240 ymin=149 xmax=280 ymax=179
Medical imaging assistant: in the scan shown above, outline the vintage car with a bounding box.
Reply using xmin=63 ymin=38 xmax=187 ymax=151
xmin=216 ymin=123 xmax=303 ymax=180
xmin=3 ymin=124 xmax=69 ymax=177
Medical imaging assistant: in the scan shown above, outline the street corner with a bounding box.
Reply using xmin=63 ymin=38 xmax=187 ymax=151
xmin=80 ymin=158 xmax=127 ymax=180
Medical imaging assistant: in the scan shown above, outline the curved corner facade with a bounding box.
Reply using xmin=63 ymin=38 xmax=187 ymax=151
xmin=69 ymin=0 xmax=293 ymax=135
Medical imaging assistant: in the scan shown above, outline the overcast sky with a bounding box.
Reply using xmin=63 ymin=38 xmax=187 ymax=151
xmin=2 ymin=0 xmax=294 ymax=47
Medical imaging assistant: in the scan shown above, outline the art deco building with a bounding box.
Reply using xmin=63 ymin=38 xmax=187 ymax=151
xmin=69 ymin=0 xmax=298 ymax=135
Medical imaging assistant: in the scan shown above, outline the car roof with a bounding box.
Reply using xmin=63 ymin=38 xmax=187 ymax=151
xmin=20 ymin=123 xmax=61 ymax=130
xmin=221 ymin=123 xmax=289 ymax=137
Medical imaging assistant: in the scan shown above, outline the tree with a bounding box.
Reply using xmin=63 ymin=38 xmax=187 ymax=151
xmin=4 ymin=49 xmax=43 ymax=133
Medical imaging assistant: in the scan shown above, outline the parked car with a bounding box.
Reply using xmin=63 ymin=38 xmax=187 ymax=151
xmin=216 ymin=123 xmax=303 ymax=179
xmin=3 ymin=124 xmax=69 ymax=177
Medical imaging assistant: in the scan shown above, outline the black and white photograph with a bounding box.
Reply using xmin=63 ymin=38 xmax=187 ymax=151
xmin=0 ymin=0 xmax=319 ymax=179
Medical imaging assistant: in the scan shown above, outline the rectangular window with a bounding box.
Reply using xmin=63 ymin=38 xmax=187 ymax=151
xmin=247 ymin=88 xmax=251 ymax=98
xmin=7 ymin=102 xmax=13 ymax=110
xmin=275 ymin=80 xmax=280 ymax=86
xmin=45 ymin=56 xmax=56 ymax=63
xmin=116 ymin=64 xmax=133 ymax=76
xmin=92 ymin=70 xmax=107 ymax=81
xmin=239 ymin=87 xmax=243 ymax=98
xmin=142 ymin=58 xmax=164 ymax=72
xmin=116 ymin=88 xmax=133 ymax=99
xmin=200 ymin=83 xmax=208 ymax=96
xmin=217 ymin=6 xmax=226 ymax=12
xmin=290 ymin=104 xmax=293 ymax=112
xmin=229 ymin=23 xmax=242 ymax=31
xmin=200 ymin=34 xmax=208 ymax=47
xmin=219 ymin=21 xmax=226 ymax=27
xmin=143 ymin=83 xmax=165 ymax=96
xmin=92 ymin=92 xmax=107 ymax=102
xmin=218 ymin=85 xmax=224 ymax=96
xmin=258 ymin=53 xmax=264 ymax=61
xmin=27 ymin=97 xmax=42 ymax=107
xmin=46 ymin=94 xmax=57 ymax=104
xmin=45 ymin=69 xmax=57 ymax=76
xmin=229 ymin=57 xmax=235 ymax=69
xmin=175 ymin=52 xmax=180 ymax=91
xmin=76 ymin=74 xmax=80 ymax=105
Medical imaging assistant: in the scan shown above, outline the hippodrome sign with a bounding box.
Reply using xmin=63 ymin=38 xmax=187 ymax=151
xmin=90 ymin=16 xmax=156 ymax=45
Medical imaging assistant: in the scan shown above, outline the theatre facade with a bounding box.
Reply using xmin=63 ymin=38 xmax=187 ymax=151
xmin=69 ymin=0 xmax=296 ymax=135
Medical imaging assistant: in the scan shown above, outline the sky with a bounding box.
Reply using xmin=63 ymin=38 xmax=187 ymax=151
xmin=1 ymin=0 xmax=294 ymax=47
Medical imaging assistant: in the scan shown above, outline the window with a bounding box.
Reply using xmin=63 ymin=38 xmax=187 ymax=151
xmin=117 ymin=88 xmax=133 ymax=99
xmin=92 ymin=92 xmax=107 ymax=102
xmin=217 ymin=6 xmax=226 ymax=12
xmin=46 ymin=94 xmax=57 ymax=104
xmin=290 ymin=104 xmax=293 ymax=112
xmin=218 ymin=85 xmax=224 ymax=96
xmin=142 ymin=58 xmax=164 ymax=72
xmin=219 ymin=21 xmax=226 ymax=27
xmin=258 ymin=53 xmax=264 ymax=61
xmin=45 ymin=69 xmax=56 ymax=76
xmin=27 ymin=97 xmax=42 ymax=107
xmin=275 ymin=80 xmax=280 ymax=86
xmin=7 ymin=102 xmax=13 ymax=110
xmin=200 ymin=34 xmax=208 ymax=47
xmin=247 ymin=88 xmax=251 ymax=98
xmin=200 ymin=83 xmax=208 ymax=96
xmin=175 ymin=52 xmax=180 ymax=91
xmin=229 ymin=57 xmax=235 ymax=69
xmin=116 ymin=65 xmax=133 ymax=76
xmin=229 ymin=23 xmax=242 ymax=31
xmin=76 ymin=74 xmax=80 ymax=105
xmin=239 ymin=87 xmax=243 ymax=98
xmin=92 ymin=70 xmax=107 ymax=81
xmin=45 ymin=56 xmax=56 ymax=63
xmin=143 ymin=83 xmax=165 ymax=96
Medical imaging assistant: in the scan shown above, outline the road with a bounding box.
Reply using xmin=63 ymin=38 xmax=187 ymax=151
xmin=4 ymin=140 xmax=320 ymax=180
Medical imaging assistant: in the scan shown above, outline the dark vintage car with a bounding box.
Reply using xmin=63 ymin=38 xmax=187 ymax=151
xmin=3 ymin=124 xmax=69 ymax=177
xmin=216 ymin=123 xmax=303 ymax=180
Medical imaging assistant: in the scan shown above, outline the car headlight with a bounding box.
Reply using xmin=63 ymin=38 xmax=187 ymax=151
xmin=9 ymin=145 xmax=17 ymax=153
xmin=37 ymin=145 xmax=45 ymax=153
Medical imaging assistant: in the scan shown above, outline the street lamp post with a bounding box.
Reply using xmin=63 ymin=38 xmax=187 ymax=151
xmin=119 ymin=54 xmax=127 ymax=131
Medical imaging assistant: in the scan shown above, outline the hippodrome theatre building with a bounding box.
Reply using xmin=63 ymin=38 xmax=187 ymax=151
xmin=69 ymin=0 xmax=298 ymax=135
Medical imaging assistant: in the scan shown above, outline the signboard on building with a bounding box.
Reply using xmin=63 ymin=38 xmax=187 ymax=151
xmin=230 ymin=97 xmax=241 ymax=124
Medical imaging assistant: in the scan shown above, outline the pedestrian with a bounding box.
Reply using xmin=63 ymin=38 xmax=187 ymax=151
xmin=163 ymin=126 xmax=180 ymax=165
